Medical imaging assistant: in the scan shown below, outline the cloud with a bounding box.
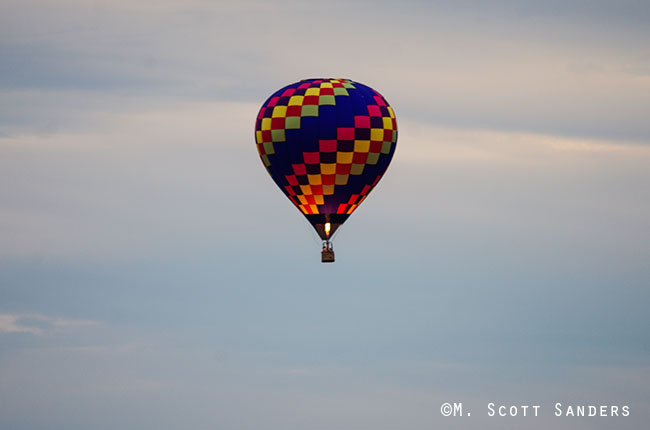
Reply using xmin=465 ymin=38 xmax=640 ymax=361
xmin=0 ymin=313 xmax=99 ymax=335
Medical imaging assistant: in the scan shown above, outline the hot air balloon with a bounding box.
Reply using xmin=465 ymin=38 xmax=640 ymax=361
xmin=254 ymin=78 xmax=397 ymax=262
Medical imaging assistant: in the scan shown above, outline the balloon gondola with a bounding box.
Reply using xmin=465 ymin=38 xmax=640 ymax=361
xmin=254 ymin=78 xmax=397 ymax=262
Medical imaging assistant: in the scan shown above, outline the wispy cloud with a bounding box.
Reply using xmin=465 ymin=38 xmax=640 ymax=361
xmin=0 ymin=313 xmax=99 ymax=335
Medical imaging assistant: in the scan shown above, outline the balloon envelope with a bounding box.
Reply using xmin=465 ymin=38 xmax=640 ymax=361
xmin=255 ymin=78 xmax=397 ymax=240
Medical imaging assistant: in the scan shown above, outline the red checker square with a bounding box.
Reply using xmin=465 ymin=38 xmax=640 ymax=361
xmin=322 ymin=174 xmax=335 ymax=185
xmin=311 ymin=185 xmax=323 ymax=195
xmin=257 ymin=108 xmax=266 ymax=119
xmin=303 ymin=95 xmax=319 ymax=105
xmin=271 ymin=117 xmax=285 ymax=129
xmin=320 ymin=87 xmax=334 ymax=96
xmin=262 ymin=130 xmax=272 ymax=142
xmin=286 ymin=175 xmax=298 ymax=186
xmin=372 ymin=174 xmax=382 ymax=186
xmin=289 ymin=196 xmax=299 ymax=206
xmin=354 ymin=116 xmax=370 ymax=128
xmin=337 ymin=127 xmax=355 ymax=140
xmin=369 ymin=141 xmax=383 ymax=153
xmin=284 ymin=185 xmax=296 ymax=196
xmin=286 ymin=105 xmax=302 ymax=116
xmin=336 ymin=204 xmax=347 ymax=214
xmin=367 ymin=105 xmax=381 ymax=116
xmin=384 ymin=129 xmax=393 ymax=141
xmin=292 ymin=164 xmax=307 ymax=175
xmin=319 ymin=140 xmax=337 ymax=152
xmin=336 ymin=163 xmax=351 ymax=174
xmin=257 ymin=142 xmax=266 ymax=155
xmin=267 ymin=96 xmax=280 ymax=107
xmin=347 ymin=194 xmax=359 ymax=204
xmin=361 ymin=185 xmax=371 ymax=195
xmin=373 ymin=95 xmax=386 ymax=106
xmin=353 ymin=152 xmax=368 ymax=164
xmin=305 ymin=195 xmax=316 ymax=205
xmin=392 ymin=118 xmax=397 ymax=129
xmin=303 ymin=152 xmax=320 ymax=164
xmin=332 ymin=82 xmax=344 ymax=88
xmin=281 ymin=88 xmax=296 ymax=97
xmin=303 ymin=205 xmax=313 ymax=214
xmin=298 ymin=82 xmax=310 ymax=89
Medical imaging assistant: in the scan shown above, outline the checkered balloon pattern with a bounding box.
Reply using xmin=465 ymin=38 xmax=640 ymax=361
xmin=255 ymin=78 xmax=397 ymax=237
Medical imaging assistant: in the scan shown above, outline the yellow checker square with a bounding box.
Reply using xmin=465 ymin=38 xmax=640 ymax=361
xmin=314 ymin=195 xmax=324 ymax=205
xmin=309 ymin=204 xmax=319 ymax=214
xmin=354 ymin=140 xmax=370 ymax=153
xmin=336 ymin=152 xmax=353 ymax=164
xmin=335 ymin=174 xmax=349 ymax=185
xmin=320 ymin=163 xmax=336 ymax=174
xmin=272 ymin=106 xmax=287 ymax=118
xmin=297 ymin=195 xmax=308 ymax=205
xmin=383 ymin=117 xmax=393 ymax=130
xmin=370 ymin=128 xmax=384 ymax=141
xmin=305 ymin=88 xmax=320 ymax=96
xmin=320 ymin=82 xmax=333 ymax=88
xmin=367 ymin=152 xmax=380 ymax=165
xmin=256 ymin=130 xmax=263 ymax=144
xmin=299 ymin=185 xmax=312 ymax=195
xmin=307 ymin=174 xmax=322 ymax=185
xmin=350 ymin=164 xmax=365 ymax=175
xmin=288 ymin=95 xmax=304 ymax=106
xmin=323 ymin=184 xmax=335 ymax=195
xmin=387 ymin=106 xmax=395 ymax=118
xmin=261 ymin=118 xmax=272 ymax=130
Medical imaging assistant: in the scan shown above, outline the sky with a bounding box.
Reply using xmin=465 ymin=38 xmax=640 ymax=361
xmin=1 ymin=0 xmax=649 ymax=429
